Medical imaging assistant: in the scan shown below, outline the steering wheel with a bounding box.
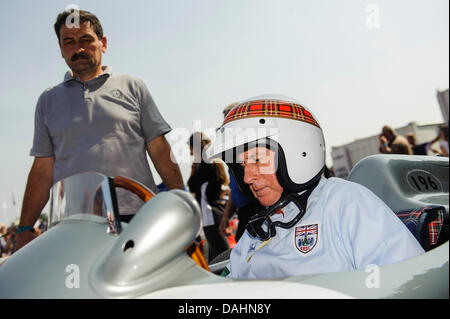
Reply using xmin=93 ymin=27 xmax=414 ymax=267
xmin=113 ymin=177 xmax=210 ymax=272
xmin=113 ymin=176 xmax=155 ymax=202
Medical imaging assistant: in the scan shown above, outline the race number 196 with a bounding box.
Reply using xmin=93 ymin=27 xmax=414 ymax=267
xmin=406 ymin=170 xmax=442 ymax=193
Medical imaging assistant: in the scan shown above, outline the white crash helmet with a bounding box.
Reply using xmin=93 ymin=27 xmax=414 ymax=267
xmin=206 ymin=94 xmax=326 ymax=197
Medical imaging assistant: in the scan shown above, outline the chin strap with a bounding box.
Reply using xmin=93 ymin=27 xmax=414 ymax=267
xmin=246 ymin=179 xmax=320 ymax=241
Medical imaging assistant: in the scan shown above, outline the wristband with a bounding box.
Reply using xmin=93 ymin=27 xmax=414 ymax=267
xmin=17 ymin=225 xmax=35 ymax=234
xmin=383 ymin=142 xmax=388 ymax=148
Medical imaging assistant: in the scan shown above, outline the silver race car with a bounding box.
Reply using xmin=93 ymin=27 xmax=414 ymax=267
xmin=0 ymin=154 xmax=448 ymax=298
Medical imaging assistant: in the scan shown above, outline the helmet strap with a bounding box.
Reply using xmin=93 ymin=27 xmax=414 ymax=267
xmin=246 ymin=178 xmax=320 ymax=241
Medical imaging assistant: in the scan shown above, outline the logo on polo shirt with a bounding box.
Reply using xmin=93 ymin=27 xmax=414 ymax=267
xmin=112 ymin=89 xmax=122 ymax=98
xmin=295 ymin=224 xmax=318 ymax=254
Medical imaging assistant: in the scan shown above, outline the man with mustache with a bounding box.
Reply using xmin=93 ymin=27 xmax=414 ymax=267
xmin=16 ymin=9 xmax=184 ymax=250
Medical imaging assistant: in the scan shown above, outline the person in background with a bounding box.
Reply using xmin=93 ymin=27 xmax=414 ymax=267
xmin=407 ymin=125 xmax=449 ymax=157
xmin=429 ymin=124 xmax=449 ymax=157
xmin=0 ymin=223 xmax=7 ymax=257
xmin=187 ymin=132 xmax=230 ymax=262
xmin=3 ymin=224 xmax=20 ymax=256
xmin=406 ymin=133 xmax=431 ymax=155
xmin=379 ymin=125 xmax=412 ymax=155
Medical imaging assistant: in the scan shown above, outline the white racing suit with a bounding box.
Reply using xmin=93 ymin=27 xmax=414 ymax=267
xmin=225 ymin=176 xmax=424 ymax=279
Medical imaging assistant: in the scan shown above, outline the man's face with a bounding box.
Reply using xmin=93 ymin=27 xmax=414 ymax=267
xmin=381 ymin=129 xmax=392 ymax=140
xmin=59 ymin=21 xmax=106 ymax=77
xmin=238 ymin=147 xmax=283 ymax=207
xmin=406 ymin=135 xmax=414 ymax=145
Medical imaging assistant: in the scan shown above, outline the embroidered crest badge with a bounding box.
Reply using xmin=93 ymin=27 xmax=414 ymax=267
xmin=295 ymin=224 xmax=318 ymax=253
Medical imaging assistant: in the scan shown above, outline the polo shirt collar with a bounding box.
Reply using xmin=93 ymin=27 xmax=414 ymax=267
xmin=63 ymin=65 xmax=112 ymax=83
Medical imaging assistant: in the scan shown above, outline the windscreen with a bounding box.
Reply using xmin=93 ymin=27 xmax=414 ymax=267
xmin=49 ymin=172 xmax=148 ymax=230
xmin=49 ymin=172 xmax=108 ymax=227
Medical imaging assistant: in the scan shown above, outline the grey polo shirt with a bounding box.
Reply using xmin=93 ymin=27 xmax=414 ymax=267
xmin=30 ymin=66 xmax=171 ymax=197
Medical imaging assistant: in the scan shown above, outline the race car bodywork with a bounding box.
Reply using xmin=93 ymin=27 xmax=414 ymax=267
xmin=0 ymin=155 xmax=447 ymax=298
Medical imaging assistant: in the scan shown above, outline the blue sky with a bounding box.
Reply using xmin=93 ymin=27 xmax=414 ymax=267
xmin=0 ymin=0 xmax=448 ymax=225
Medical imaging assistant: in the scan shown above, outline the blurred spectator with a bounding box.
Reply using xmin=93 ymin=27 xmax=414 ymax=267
xmin=378 ymin=125 xmax=412 ymax=155
xmin=36 ymin=215 xmax=48 ymax=234
xmin=429 ymin=124 xmax=449 ymax=157
xmin=187 ymin=132 xmax=230 ymax=262
xmin=0 ymin=223 xmax=43 ymax=257
xmin=0 ymin=223 xmax=6 ymax=257
xmin=406 ymin=133 xmax=431 ymax=155
xmin=3 ymin=224 xmax=18 ymax=256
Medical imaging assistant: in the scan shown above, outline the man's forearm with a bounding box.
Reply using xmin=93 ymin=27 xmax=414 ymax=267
xmin=147 ymin=136 xmax=184 ymax=190
xmin=19 ymin=159 xmax=54 ymax=226
xmin=158 ymin=159 xmax=184 ymax=190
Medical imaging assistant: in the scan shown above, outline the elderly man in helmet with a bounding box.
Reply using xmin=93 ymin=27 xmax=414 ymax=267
xmin=206 ymin=95 xmax=424 ymax=279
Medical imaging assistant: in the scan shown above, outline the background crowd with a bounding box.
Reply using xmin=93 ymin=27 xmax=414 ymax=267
xmin=0 ymin=217 xmax=47 ymax=258
xmin=379 ymin=124 xmax=448 ymax=156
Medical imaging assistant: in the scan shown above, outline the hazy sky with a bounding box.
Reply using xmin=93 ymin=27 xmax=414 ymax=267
xmin=0 ymin=0 xmax=448 ymax=225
